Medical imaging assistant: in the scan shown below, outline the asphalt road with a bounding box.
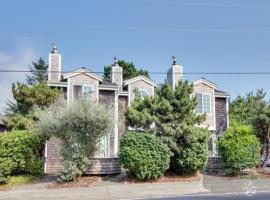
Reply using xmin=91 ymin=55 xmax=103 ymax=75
xmin=147 ymin=192 xmax=270 ymax=200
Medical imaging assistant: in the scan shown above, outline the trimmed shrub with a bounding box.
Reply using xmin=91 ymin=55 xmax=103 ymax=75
xmin=218 ymin=124 xmax=261 ymax=175
xmin=119 ymin=131 xmax=171 ymax=180
xmin=0 ymin=131 xmax=46 ymax=183
xmin=170 ymin=127 xmax=209 ymax=175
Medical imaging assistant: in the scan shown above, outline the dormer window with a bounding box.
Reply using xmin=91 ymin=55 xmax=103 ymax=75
xmin=195 ymin=93 xmax=211 ymax=114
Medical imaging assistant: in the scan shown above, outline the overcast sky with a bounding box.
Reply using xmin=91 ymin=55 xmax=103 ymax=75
xmin=1 ymin=0 xmax=270 ymax=112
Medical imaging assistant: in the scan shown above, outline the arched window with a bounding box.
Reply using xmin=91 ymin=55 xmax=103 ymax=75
xmin=138 ymin=89 xmax=149 ymax=98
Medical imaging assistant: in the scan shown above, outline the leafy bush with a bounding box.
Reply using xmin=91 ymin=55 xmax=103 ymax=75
xmin=36 ymin=100 xmax=113 ymax=182
xmin=170 ymin=127 xmax=209 ymax=175
xmin=218 ymin=124 xmax=261 ymax=175
xmin=119 ymin=131 xmax=171 ymax=180
xmin=0 ymin=131 xmax=45 ymax=183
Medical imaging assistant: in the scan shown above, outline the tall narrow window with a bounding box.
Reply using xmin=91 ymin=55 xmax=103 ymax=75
xmin=195 ymin=93 xmax=211 ymax=114
xmin=83 ymin=85 xmax=94 ymax=101
xmin=74 ymin=85 xmax=83 ymax=100
xmin=95 ymin=134 xmax=110 ymax=158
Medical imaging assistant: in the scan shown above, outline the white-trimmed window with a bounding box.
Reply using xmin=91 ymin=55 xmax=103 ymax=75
xmin=73 ymin=85 xmax=94 ymax=101
xmin=95 ymin=134 xmax=110 ymax=158
xmin=83 ymin=85 xmax=94 ymax=101
xmin=195 ymin=93 xmax=211 ymax=114
xmin=137 ymin=89 xmax=149 ymax=99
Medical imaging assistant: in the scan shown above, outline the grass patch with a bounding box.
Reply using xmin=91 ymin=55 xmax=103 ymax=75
xmin=239 ymin=173 xmax=259 ymax=179
xmin=0 ymin=174 xmax=40 ymax=190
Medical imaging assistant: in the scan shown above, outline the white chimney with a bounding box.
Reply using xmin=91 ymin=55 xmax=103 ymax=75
xmin=48 ymin=44 xmax=61 ymax=82
xmin=111 ymin=57 xmax=123 ymax=89
xmin=167 ymin=56 xmax=183 ymax=90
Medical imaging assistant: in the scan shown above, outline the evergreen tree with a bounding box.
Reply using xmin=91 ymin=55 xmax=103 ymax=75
xmin=230 ymin=90 xmax=266 ymax=125
xmin=26 ymin=57 xmax=48 ymax=85
xmin=125 ymin=81 xmax=210 ymax=175
xmin=230 ymin=89 xmax=270 ymax=166
xmin=3 ymin=82 xmax=60 ymax=130
xmin=3 ymin=58 xmax=60 ymax=130
xmin=104 ymin=60 xmax=149 ymax=80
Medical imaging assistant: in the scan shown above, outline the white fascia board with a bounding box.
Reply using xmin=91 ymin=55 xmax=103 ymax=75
xmin=63 ymin=69 xmax=103 ymax=81
xmin=123 ymin=76 xmax=158 ymax=87
xmin=193 ymin=79 xmax=218 ymax=89
xmin=47 ymin=82 xmax=68 ymax=87
xmin=214 ymin=94 xmax=230 ymax=98
xmin=98 ymin=85 xmax=118 ymax=91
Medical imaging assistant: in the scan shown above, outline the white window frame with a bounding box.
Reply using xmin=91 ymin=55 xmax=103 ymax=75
xmin=94 ymin=133 xmax=110 ymax=158
xmin=195 ymin=92 xmax=212 ymax=115
xmin=209 ymin=134 xmax=217 ymax=157
xmin=137 ymin=88 xmax=149 ymax=99
xmin=82 ymin=85 xmax=94 ymax=101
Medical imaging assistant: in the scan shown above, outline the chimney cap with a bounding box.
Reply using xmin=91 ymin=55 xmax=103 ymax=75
xmin=51 ymin=43 xmax=58 ymax=53
xmin=113 ymin=56 xmax=119 ymax=65
xmin=172 ymin=56 xmax=177 ymax=65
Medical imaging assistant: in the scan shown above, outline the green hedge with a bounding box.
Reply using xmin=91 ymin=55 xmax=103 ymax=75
xmin=0 ymin=131 xmax=46 ymax=183
xmin=218 ymin=124 xmax=261 ymax=175
xmin=119 ymin=131 xmax=171 ymax=180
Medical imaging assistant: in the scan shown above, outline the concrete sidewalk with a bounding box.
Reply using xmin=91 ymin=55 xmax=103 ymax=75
xmin=0 ymin=180 xmax=207 ymax=200
xmin=203 ymin=175 xmax=270 ymax=194
xmin=2 ymin=175 xmax=270 ymax=200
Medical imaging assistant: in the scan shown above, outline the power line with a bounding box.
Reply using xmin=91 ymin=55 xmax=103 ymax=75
xmin=1 ymin=69 xmax=270 ymax=75
xmin=135 ymin=0 xmax=270 ymax=8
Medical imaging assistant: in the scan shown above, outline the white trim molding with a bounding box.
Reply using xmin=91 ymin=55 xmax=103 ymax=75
xmin=114 ymin=90 xmax=119 ymax=156
xmin=193 ymin=78 xmax=218 ymax=89
xmin=44 ymin=141 xmax=48 ymax=174
xmin=63 ymin=68 xmax=103 ymax=81
xmin=124 ymin=76 xmax=158 ymax=87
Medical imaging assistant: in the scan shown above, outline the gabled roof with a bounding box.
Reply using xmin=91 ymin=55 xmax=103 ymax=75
xmin=63 ymin=68 xmax=103 ymax=81
xmin=123 ymin=75 xmax=158 ymax=87
xmin=193 ymin=78 xmax=218 ymax=89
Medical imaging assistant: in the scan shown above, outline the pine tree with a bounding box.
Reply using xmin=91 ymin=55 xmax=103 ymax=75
xmin=26 ymin=57 xmax=48 ymax=85
xmin=103 ymin=60 xmax=149 ymax=80
xmin=3 ymin=58 xmax=60 ymax=130
xmin=230 ymin=89 xmax=270 ymax=166
xmin=125 ymin=80 xmax=210 ymax=175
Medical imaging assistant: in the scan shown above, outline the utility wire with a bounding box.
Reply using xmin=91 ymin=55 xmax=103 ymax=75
xmin=135 ymin=0 xmax=270 ymax=8
xmin=1 ymin=69 xmax=270 ymax=75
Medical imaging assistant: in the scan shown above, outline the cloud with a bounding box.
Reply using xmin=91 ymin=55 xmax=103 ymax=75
xmin=0 ymin=48 xmax=37 ymax=114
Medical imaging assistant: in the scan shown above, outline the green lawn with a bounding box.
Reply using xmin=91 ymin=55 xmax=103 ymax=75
xmin=0 ymin=174 xmax=40 ymax=190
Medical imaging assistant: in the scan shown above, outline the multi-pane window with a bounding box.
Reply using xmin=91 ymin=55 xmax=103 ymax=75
xmin=73 ymin=85 xmax=94 ymax=101
xmin=195 ymin=93 xmax=211 ymax=114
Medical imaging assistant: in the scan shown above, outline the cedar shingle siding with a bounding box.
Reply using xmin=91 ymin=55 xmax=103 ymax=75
xmin=215 ymin=97 xmax=228 ymax=135
xmin=99 ymin=90 xmax=116 ymax=157
xmin=45 ymin=137 xmax=121 ymax=174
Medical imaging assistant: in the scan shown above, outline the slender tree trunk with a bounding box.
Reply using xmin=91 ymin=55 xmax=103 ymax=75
xmin=262 ymin=132 xmax=270 ymax=167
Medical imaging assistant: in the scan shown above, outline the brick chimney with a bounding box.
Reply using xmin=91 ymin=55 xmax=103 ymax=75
xmin=167 ymin=56 xmax=183 ymax=90
xmin=48 ymin=44 xmax=61 ymax=82
xmin=111 ymin=57 xmax=123 ymax=89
